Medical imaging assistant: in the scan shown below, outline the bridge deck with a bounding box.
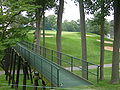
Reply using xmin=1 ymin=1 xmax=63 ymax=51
xmin=14 ymin=43 xmax=92 ymax=88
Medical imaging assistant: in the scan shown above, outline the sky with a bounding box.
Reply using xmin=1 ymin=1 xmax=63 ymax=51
xmin=45 ymin=0 xmax=113 ymax=21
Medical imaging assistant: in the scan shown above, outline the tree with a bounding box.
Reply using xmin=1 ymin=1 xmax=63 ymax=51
xmin=100 ymin=0 xmax=105 ymax=80
xmin=84 ymin=0 xmax=113 ymax=80
xmin=62 ymin=20 xmax=79 ymax=32
xmin=86 ymin=14 xmax=110 ymax=35
xmin=78 ymin=0 xmax=87 ymax=79
xmin=34 ymin=0 xmax=42 ymax=50
xmin=33 ymin=0 xmax=56 ymax=52
xmin=45 ymin=15 xmax=57 ymax=30
xmin=56 ymin=0 xmax=64 ymax=65
xmin=111 ymin=0 xmax=120 ymax=84
xmin=0 ymin=0 xmax=36 ymax=44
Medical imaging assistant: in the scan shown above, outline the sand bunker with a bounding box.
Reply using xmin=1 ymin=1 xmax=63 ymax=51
xmin=104 ymin=46 xmax=120 ymax=52
xmin=104 ymin=46 xmax=113 ymax=51
xmin=86 ymin=34 xmax=97 ymax=37
xmin=96 ymin=39 xmax=113 ymax=44
xmin=41 ymin=35 xmax=54 ymax=37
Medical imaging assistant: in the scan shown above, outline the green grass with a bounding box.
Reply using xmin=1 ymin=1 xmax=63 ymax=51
xmin=0 ymin=68 xmax=120 ymax=90
xmin=0 ymin=74 xmax=51 ymax=90
xmin=56 ymin=68 xmax=120 ymax=90
xmin=27 ymin=30 xmax=114 ymax=65
xmin=0 ymin=74 xmax=32 ymax=90
xmin=0 ymin=30 xmax=118 ymax=89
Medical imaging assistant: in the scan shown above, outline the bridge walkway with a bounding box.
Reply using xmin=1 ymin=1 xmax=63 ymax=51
xmin=14 ymin=42 xmax=92 ymax=88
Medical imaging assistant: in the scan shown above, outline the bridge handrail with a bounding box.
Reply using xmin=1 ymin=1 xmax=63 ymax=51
xmin=20 ymin=41 xmax=100 ymax=83
xmin=21 ymin=41 xmax=99 ymax=67
xmin=14 ymin=43 xmax=60 ymax=87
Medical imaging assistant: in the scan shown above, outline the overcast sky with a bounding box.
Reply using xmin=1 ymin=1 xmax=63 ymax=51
xmin=45 ymin=0 xmax=113 ymax=21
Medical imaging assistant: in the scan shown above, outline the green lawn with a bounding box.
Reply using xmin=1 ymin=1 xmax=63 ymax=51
xmin=0 ymin=30 xmax=119 ymax=90
xmin=72 ymin=68 xmax=120 ymax=90
xmin=56 ymin=68 xmax=120 ymax=90
xmin=0 ymin=74 xmax=51 ymax=90
xmin=0 ymin=74 xmax=34 ymax=90
xmin=27 ymin=30 xmax=113 ymax=65
xmin=0 ymin=68 xmax=120 ymax=90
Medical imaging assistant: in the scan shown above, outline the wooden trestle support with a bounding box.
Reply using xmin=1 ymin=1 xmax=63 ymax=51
xmin=0 ymin=48 xmax=46 ymax=90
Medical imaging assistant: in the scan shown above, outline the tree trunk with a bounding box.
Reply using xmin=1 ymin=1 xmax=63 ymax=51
xmin=79 ymin=0 xmax=87 ymax=79
xmin=56 ymin=0 xmax=64 ymax=65
xmin=43 ymin=11 xmax=45 ymax=47
xmin=111 ymin=0 xmax=120 ymax=84
xmin=34 ymin=8 xmax=42 ymax=53
xmin=35 ymin=8 xmax=41 ymax=46
xmin=100 ymin=0 xmax=105 ymax=80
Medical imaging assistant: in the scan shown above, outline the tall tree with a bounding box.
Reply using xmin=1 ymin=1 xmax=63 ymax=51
xmin=86 ymin=15 xmax=110 ymax=35
xmin=78 ymin=0 xmax=87 ymax=79
xmin=42 ymin=11 xmax=45 ymax=47
xmin=56 ymin=0 xmax=64 ymax=65
xmin=100 ymin=0 xmax=105 ymax=80
xmin=33 ymin=0 xmax=56 ymax=52
xmin=111 ymin=0 xmax=120 ymax=84
xmin=84 ymin=0 xmax=112 ymax=80
xmin=34 ymin=0 xmax=42 ymax=50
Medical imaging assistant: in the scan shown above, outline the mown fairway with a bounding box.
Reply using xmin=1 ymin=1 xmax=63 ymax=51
xmin=27 ymin=30 xmax=113 ymax=64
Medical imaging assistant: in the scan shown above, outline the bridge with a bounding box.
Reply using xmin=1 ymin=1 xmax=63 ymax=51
xmin=1 ymin=41 xmax=100 ymax=89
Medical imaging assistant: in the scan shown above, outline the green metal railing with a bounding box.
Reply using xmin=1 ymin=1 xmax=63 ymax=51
xmin=14 ymin=43 xmax=60 ymax=87
xmin=20 ymin=41 xmax=100 ymax=83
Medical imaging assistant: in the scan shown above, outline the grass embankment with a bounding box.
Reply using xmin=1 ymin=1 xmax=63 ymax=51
xmin=27 ymin=30 xmax=113 ymax=65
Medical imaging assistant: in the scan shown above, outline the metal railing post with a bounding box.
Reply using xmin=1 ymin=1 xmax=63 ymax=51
xmin=71 ymin=57 xmax=73 ymax=72
xmin=45 ymin=47 xmax=46 ymax=58
xmin=40 ymin=46 xmax=41 ymax=55
xmin=57 ymin=69 xmax=60 ymax=87
xmin=41 ymin=58 xmax=42 ymax=74
xmin=34 ymin=54 xmax=35 ymax=67
xmin=51 ymin=50 xmax=53 ymax=62
xmin=51 ymin=65 xmax=53 ymax=86
xmin=97 ymin=66 xmax=100 ymax=83
xmin=87 ymin=62 xmax=89 ymax=80
xmin=60 ymin=53 xmax=62 ymax=66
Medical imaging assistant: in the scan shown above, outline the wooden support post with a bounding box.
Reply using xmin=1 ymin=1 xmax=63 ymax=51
xmin=5 ymin=48 xmax=11 ymax=80
xmin=42 ymin=80 xmax=46 ymax=90
xmin=34 ymin=72 xmax=39 ymax=90
xmin=8 ymin=49 xmax=14 ymax=85
xmin=26 ymin=63 xmax=30 ymax=80
xmin=23 ymin=61 xmax=27 ymax=90
xmin=11 ymin=52 xmax=17 ymax=88
xmin=28 ymin=65 xmax=33 ymax=84
xmin=15 ymin=55 xmax=21 ymax=90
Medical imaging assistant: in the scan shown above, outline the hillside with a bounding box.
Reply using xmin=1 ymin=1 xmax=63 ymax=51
xmin=27 ymin=30 xmax=114 ymax=64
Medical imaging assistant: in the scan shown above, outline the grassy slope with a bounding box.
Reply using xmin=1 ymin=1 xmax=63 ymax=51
xmin=27 ymin=30 xmax=113 ymax=64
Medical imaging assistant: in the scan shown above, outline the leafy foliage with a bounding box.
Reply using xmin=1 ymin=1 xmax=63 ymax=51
xmin=62 ymin=20 xmax=80 ymax=32
xmin=86 ymin=13 xmax=110 ymax=35
xmin=44 ymin=15 xmax=57 ymax=30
